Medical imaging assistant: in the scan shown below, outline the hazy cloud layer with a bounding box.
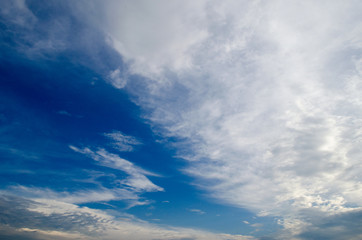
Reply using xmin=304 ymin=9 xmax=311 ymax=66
xmin=0 ymin=194 xmax=255 ymax=240
xmin=104 ymin=0 xmax=209 ymax=79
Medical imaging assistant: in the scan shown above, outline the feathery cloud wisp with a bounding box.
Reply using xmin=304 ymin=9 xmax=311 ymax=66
xmin=104 ymin=130 xmax=142 ymax=152
xmin=70 ymin=146 xmax=163 ymax=192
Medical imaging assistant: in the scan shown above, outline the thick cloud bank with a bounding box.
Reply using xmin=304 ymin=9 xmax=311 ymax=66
xmin=103 ymin=0 xmax=362 ymax=237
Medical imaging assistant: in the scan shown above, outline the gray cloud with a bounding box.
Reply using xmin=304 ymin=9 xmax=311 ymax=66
xmin=0 ymin=195 xmax=100 ymax=238
xmin=297 ymin=209 xmax=362 ymax=240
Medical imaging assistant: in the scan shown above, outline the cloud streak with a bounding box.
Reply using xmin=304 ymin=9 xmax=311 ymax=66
xmin=1 ymin=185 xmax=139 ymax=204
xmin=189 ymin=209 xmax=206 ymax=215
xmin=70 ymin=146 xmax=163 ymax=192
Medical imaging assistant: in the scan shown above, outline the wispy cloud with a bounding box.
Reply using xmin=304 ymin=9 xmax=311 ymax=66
xmin=70 ymin=146 xmax=163 ymax=192
xmin=108 ymin=68 xmax=127 ymax=89
xmin=189 ymin=209 xmax=206 ymax=215
xmin=2 ymin=185 xmax=139 ymax=204
xmin=103 ymin=130 xmax=141 ymax=152
xmin=0 ymin=0 xmax=124 ymax=81
xmin=0 ymin=0 xmax=36 ymax=29
xmin=56 ymin=110 xmax=72 ymax=117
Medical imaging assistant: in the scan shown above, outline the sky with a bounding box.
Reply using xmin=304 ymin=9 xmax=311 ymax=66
xmin=1 ymin=0 xmax=362 ymax=239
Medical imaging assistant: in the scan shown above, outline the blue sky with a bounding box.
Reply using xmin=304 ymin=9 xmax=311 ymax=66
xmin=1 ymin=1 xmax=362 ymax=239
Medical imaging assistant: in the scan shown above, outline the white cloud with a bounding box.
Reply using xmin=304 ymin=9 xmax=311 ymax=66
xmin=103 ymin=0 xmax=209 ymax=79
xmin=2 ymin=185 xmax=139 ymax=204
xmin=189 ymin=209 xmax=206 ymax=215
xmin=250 ymin=223 xmax=262 ymax=228
xmin=104 ymin=130 xmax=141 ymax=152
xmin=70 ymin=146 xmax=163 ymax=192
xmin=108 ymin=68 xmax=127 ymax=89
xmin=0 ymin=194 xmax=256 ymax=240
xmin=16 ymin=228 xmax=87 ymax=240
xmin=101 ymin=0 xmax=362 ymax=236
